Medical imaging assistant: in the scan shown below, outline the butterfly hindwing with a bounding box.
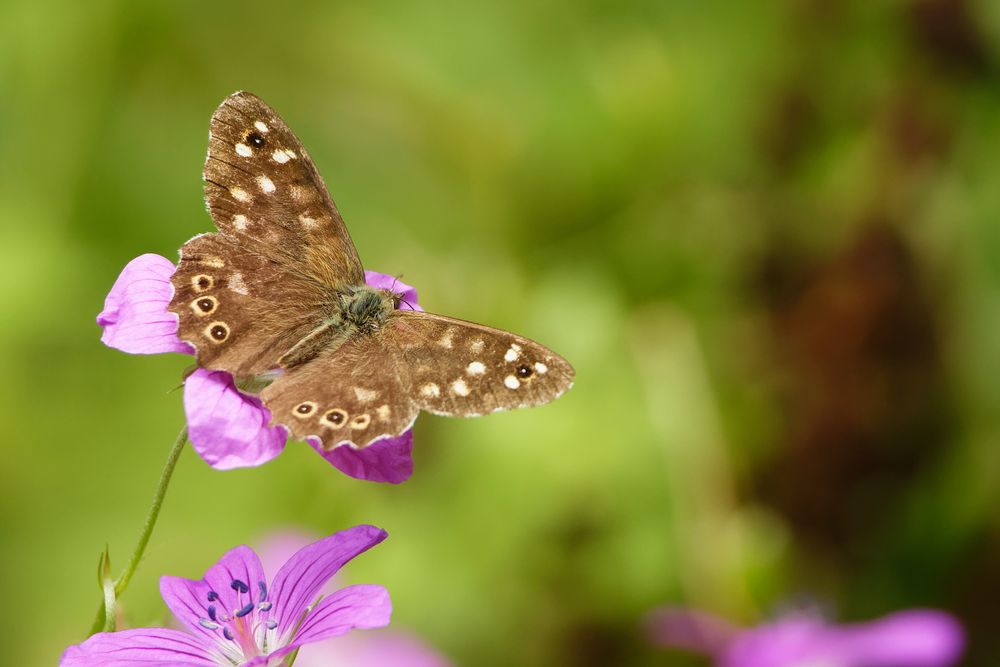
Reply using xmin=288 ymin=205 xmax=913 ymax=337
xmin=260 ymin=336 xmax=419 ymax=450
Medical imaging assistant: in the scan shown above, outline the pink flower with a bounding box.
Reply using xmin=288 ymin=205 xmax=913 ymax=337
xmin=97 ymin=254 xmax=420 ymax=483
xmin=61 ymin=526 xmax=392 ymax=667
xmin=256 ymin=531 xmax=452 ymax=667
xmin=647 ymin=607 xmax=965 ymax=667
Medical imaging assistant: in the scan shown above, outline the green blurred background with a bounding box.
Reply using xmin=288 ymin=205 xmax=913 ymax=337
xmin=2 ymin=1 xmax=999 ymax=665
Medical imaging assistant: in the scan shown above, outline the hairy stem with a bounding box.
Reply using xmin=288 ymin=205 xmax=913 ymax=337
xmin=89 ymin=426 xmax=188 ymax=635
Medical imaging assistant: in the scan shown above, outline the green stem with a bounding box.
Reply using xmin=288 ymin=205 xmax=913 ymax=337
xmin=89 ymin=426 xmax=188 ymax=635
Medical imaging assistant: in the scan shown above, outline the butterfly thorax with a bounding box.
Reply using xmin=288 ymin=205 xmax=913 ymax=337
xmin=338 ymin=284 xmax=398 ymax=331
xmin=277 ymin=285 xmax=397 ymax=369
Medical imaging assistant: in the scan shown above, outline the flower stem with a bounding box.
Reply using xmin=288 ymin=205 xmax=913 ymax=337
xmin=89 ymin=426 xmax=188 ymax=635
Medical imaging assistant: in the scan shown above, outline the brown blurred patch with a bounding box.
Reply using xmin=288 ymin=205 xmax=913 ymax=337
xmin=907 ymin=0 xmax=992 ymax=76
xmin=752 ymin=224 xmax=951 ymax=556
xmin=758 ymin=86 xmax=819 ymax=173
xmin=947 ymin=528 xmax=1000 ymax=667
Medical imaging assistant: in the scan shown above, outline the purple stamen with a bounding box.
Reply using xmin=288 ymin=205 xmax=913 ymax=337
xmin=223 ymin=627 xmax=234 ymax=641
xmin=258 ymin=580 xmax=267 ymax=601
xmin=198 ymin=619 xmax=220 ymax=630
xmin=258 ymin=601 xmax=272 ymax=612
xmin=235 ymin=602 xmax=255 ymax=618
xmin=230 ymin=579 xmax=249 ymax=594
xmin=207 ymin=605 xmax=217 ymax=621
xmin=265 ymin=619 xmax=278 ymax=630
xmin=207 ymin=591 xmax=219 ymax=602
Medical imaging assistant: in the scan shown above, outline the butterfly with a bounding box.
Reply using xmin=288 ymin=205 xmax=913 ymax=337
xmin=167 ymin=91 xmax=574 ymax=451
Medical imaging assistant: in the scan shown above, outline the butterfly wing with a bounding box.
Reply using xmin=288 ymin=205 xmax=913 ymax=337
xmin=262 ymin=310 xmax=574 ymax=450
xmin=260 ymin=335 xmax=419 ymax=450
xmin=385 ymin=311 xmax=575 ymax=417
xmin=201 ymin=91 xmax=364 ymax=286
xmin=169 ymin=92 xmax=365 ymax=376
xmin=169 ymin=233 xmax=336 ymax=376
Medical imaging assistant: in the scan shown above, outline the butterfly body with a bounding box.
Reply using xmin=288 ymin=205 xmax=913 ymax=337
xmin=277 ymin=285 xmax=398 ymax=368
xmin=169 ymin=92 xmax=574 ymax=450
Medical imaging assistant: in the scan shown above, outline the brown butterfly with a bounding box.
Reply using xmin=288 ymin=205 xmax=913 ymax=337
xmin=168 ymin=92 xmax=574 ymax=451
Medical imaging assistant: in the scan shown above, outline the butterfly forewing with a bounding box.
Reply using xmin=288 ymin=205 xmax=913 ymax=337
xmin=169 ymin=234 xmax=334 ymax=376
xmin=203 ymin=91 xmax=364 ymax=287
xmin=170 ymin=92 xmax=367 ymax=376
xmin=386 ymin=311 xmax=575 ymax=417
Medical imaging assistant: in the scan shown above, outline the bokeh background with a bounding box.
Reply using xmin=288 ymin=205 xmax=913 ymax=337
xmin=1 ymin=1 xmax=998 ymax=665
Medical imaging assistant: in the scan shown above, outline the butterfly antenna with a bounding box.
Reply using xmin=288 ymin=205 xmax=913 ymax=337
xmin=391 ymin=273 xmax=417 ymax=310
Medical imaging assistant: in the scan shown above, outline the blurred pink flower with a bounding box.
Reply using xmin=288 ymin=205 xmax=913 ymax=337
xmin=256 ymin=531 xmax=452 ymax=667
xmin=97 ymin=254 xmax=420 ymax=483
xmin=648 ymin=606 xmax=964 ymax=667
xmin=62 ymin=526 xmax=391 ymax=667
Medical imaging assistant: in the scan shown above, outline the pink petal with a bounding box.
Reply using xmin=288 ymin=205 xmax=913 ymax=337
xmin=294 ymin=629 xmax=453 ymax=667
xmin=60 ymin=628 xmax=217 ymax=666
xmin=311 ymin=431 xmax=415 ymax=484
xmin=254 ymin=531 xmax=451 ymax=667
xmin=97 ymin=254 xmax=194 ymax=355
xmin=721 ymin=616 xmax=828 ymax=667
xmin=266 ymin=584 xmax=391 ymax=662
xmin=720 ymin=611 xmax=965 ymax=667
xmin=268 ymin=525 xmax=388 ymax=644
xmin=365 ymin=270 xmax=423 ymax=312
xmin=159 ymin=545 xmax=267 ymax=649
xmin=834 ymin=610 xmax=964 ymax=667
xmin=184 ymin=369 xmax=287 ymax=470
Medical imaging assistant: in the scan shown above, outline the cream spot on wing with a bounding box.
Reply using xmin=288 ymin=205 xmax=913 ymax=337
xmin=290 ymin=185 xmax=310 ymax=201
xmin=299 ymin=214 xmax=318 ymax=228
xmin=437 ymin=329 xmax=454 ymax=349
xmin=470 ymin=339 xmax=485 ymax=353
xmin=190 ymin=295 xmax=218 ymax=316
xmin=254 ymin=120 xmax=269 ymax=133
xmin=228 ymin=272 xmax=249 ymax=296
xmin=198 ymin=257 xmax=225 ymax=268
xmin=272 ymin=149 xmax=290 ymax=163
xmin=191 ymin=274 xmax=213 ymax=292
xmin=230 ymin=187 xmax=251 ymax=203
xmin=257 ymin=175 xmax=276 ymax=193
xmin=205 ymin=321 xmax=230 ymax=343
xmin=504 ymin=343 xmax=523 ymax=362
xmin=534 ymin=362 xmax=548 ymax=374
xmin=235 ymin=143 xmax=253 ymax=157
xmin=350 ymin=414 xmax=371 ymax=430
xmin=293 ymin=401 xmax=318 ymax=418
xmin=451 ymin=379 xmax=470 ymax=397
xmin=354 ymin=387 xmax=378 ymax=402
xmin=321 ymin=408 xmax=347 ymax=429
xmin=232 ymin=214 xmax=248 ymax=231
xmin=377 ymin=404 xmax=391 ymax=421
xmin=467 ymin=361 xmax=486 ymax=375
xmin=504 ymin=375 xmax=521 ymax=390
xmin=421 ymin=382 xmax=441 ymax=398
